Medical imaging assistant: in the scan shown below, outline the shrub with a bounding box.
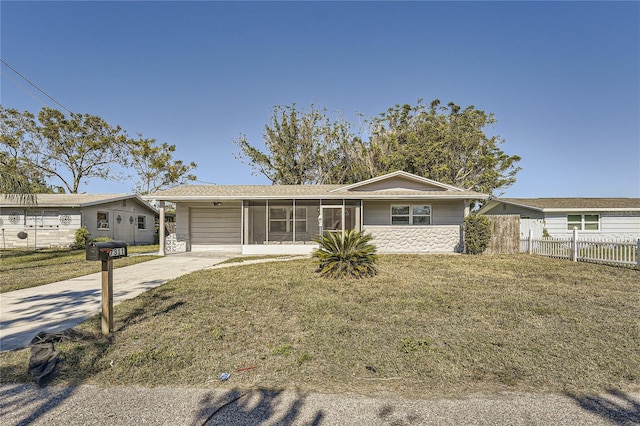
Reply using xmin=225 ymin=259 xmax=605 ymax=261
xmin=72 ymin=227 xmax=91 ymax=249
xmin=463 ymin=214 xmax=492 ymax=255
xmin=312 ymin=230 xmax=378 ymax=279
xmin=91 ymin=237 xmax=113 ymax=243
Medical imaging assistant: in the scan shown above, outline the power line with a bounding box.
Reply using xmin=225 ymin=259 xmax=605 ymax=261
xmin=0 ymin=58 xmax=73 ymax=114
xmin=0 ymin=69 xmax=50 ymax=106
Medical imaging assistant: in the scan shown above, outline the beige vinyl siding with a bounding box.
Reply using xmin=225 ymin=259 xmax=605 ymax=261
xmin=362 ymin=201 xmax=389 ymax=225
xmin=363 ymin=200 xmax=466 ymax=226
xmin=349 ymin=176 xmax=446 ymax=192
xmin=430 ymin=200 xmax=465 ymax=225
xmin=190 ymin=206 xmax=241 ymax=245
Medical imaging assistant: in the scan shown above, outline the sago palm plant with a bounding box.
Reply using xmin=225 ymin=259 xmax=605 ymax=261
xmin=311 ymin=230 xmax=378 ymax=279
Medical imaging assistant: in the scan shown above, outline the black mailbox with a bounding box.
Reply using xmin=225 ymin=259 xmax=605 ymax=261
xmin=86 ymin=241 xmax=128 ymax=261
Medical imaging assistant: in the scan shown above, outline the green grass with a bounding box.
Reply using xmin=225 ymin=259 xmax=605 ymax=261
xmin=217 ymin=255 xmax=298 ymax=265
xmin=0 ymin=245 xmax=161 ymax=293
xmin=1 ymin=254 xmax=638 ymax=398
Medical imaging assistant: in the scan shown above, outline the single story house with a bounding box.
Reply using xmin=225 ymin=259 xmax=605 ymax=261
xmin=478 ymin=198 xmax=640 ymax=240
xmin=145 ymin=171 xmax=489 ymax=255
xmin=0 ymin=194 xmax=158 ymax=249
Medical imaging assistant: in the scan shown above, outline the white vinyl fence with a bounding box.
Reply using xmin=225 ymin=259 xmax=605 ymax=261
xmin=520 ymin=229 xmax=639 ymax=268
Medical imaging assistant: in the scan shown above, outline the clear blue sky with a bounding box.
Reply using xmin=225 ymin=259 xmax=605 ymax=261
xmin=1 ymin=1 xmax=639 ymax=197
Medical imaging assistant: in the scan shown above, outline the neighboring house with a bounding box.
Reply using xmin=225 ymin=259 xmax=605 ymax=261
xmin=0 ymin=194 xmax=159 ymax=249
xmin=146 ymin=171 xmax=488 ymax=255
xmin=478 ymin=198 xmax=640 ymax=240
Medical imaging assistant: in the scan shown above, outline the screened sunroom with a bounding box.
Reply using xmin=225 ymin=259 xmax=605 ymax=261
xmin=242 ymin=199 xmax=361 ymax=248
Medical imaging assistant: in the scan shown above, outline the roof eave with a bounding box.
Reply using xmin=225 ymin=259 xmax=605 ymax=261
xmin=148 ymin=194 xmax=488 ymax=202
xmin=542 ymin=208 xmax=640 ymax=212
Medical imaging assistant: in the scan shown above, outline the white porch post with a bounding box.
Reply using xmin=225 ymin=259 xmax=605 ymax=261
xmin=265 ymin=199 xmax=269 ymax=243
xmin=158 ymin=201 xmax=166 ymax=256
xmin=241 ymin=200 xmax=245 ymax=245
xmin=464 ymin=200 xmax=470 ymax=217
xmin=292 ymin=199 xmax=296 ymax=242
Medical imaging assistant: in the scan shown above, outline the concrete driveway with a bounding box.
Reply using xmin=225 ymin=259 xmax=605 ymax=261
xmin=0 ymin=252 xmax=231 ymax=352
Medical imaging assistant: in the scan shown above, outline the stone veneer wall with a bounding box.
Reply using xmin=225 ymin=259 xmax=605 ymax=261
xmin=363 ymin=225 xmax=463 ymax=253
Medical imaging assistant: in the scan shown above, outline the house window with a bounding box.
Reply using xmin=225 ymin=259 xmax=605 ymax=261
xmin=269 ymin=207 xmax=307 ymax=233
xmin=412 ymin=205 xmax=431 ymax=225
xmin=391 ymin=205 xmax=431 ymax=225
xmin=391 ymin=206 xmax=410 ymax=225
xmin=137 ymin=215 xmax=146 ymax=230
xmin=97 ymin=211 xmax=109 ymax=229
xmin=567 ymin=214 xmax=599 ymax=231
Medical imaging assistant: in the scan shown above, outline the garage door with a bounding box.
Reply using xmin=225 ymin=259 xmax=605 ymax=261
xmin=190 ymin=207 xmax=241 ymax=245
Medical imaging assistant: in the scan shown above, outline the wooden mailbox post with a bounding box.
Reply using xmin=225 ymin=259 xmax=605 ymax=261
xmin=86 ymin=241 xmax=128 ymax=335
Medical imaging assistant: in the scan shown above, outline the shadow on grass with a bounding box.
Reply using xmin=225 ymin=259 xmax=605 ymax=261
xmin=566 ymin=389 xmax=640 ymax=425
xmin=0 ymin=289 xmax=181 ymax=424
xmin=196 ymin=389 xmax=324 ymax=426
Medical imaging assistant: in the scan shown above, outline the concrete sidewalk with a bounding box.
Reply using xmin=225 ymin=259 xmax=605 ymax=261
xmin=1 ymin=384 xmax=638 ymax=425
xmin=0 ymin=252 xmax=231 ymax=352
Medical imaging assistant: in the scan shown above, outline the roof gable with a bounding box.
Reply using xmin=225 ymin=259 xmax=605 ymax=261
xmin=332 ymin=171 xmax=465 ymax=193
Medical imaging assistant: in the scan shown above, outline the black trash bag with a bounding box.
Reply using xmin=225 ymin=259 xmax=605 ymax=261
xmin=27 ymin=329 xmax=86 ymax=385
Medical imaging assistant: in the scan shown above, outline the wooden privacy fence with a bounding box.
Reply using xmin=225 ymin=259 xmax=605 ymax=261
xmin=485 ymin=215 xmax=520 ymax=254
xmin=521 ymin=228 xmax=640 ymax=268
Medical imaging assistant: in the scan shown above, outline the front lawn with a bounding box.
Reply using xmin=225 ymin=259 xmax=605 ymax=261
xmin=0 ymin=245 xmax=161 ymax=293
xmin=1 ymin=254 xmax=638 ymax=398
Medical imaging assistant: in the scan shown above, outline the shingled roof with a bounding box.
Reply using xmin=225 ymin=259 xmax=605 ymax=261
xmin=146 ymin=171 xmax=488 ymax=201
xmin=492 ymin=198 xmax=640 ymax=211
xmin=147 ymin=184 xmax=485 ymax=200
xmin=0 ymin=194 xmax=158 ymax=213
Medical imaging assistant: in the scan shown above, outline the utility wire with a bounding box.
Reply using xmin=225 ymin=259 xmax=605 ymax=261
xmin=0 ymin=69 xmax=50 ymax=106
xmin=0 ymin=58 xmax=73 ymax=114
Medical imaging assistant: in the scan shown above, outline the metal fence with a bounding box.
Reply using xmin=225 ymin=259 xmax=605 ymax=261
xmin=520 ymin=229 xmax=639 ymax=268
